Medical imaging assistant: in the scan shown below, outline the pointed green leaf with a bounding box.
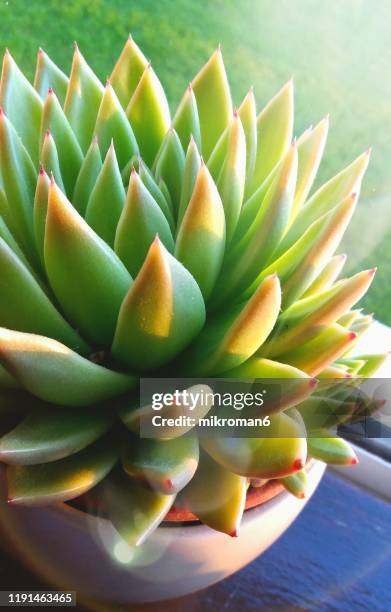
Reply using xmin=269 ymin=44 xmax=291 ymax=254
xmin=0 ymin=328 xmax=136 ymax=406
xmin=0 ymin=408 xmax=112 ymax=465
xmin=175 ymin=162 xmax=225 ymax=300
xmin=103 ymin=472 xmax=175 ymax=547
xmin=110 ymin=35 xmax=149 ymax=108
xmin=94 ymin=82 xmax=138 ymax=169
xmin=64 ymin=45 xmax=104 ymax=152
xmin=112 ymin=238 xmax=206 ymax=371
xmin=281 ymin=468 xmax=308 ymax=498
xmin=246 ymin=81 xmax=293 ymax=196
xmin=303 ymin=253 xmax=346 ymax=298
xmin=122 ymin=436 xmax=199 ymax=495
xmin=212 ymin=144 xmax=297 ymax=306
xmin=33 ymin=48 xmax=69 ymax=105
xmin=291 ymin=117 xmax=329 ymax=218
xmin=278 ymin=150 xmax=370 ymax=256
xmin=33 ymin=167 xmax=50 ymax=265
xmin=354 ymin=353 xmax=388 ymax=378
xmin=238 ymin=87 xmax=257 ymax=182
xmin=177 ymin=136 xmax=202 ymax=228
xmin=6 ymin=438 xmax=118 ymax=505
xmin=216 ymin=112 xmax=246 ymax=243
xmin=181 ymin=274 xmax=281 ymax=376
xmin=138 ymin=158 xmax=175 ymax=230
xmin=278 ymin=324 xmax=358 ymax=376
xmin=0 ymin=237 xmax=89 ymax=352
xmin=183 ymin=452 xmax=246 ymax=536
xmin=45 ymin=180 xmax=132 ymax=346
xmin=307 ymin=434 xmax=358 ymax=465
xmin=0 ymin=208 xmax=32 ymax=273
xmin=207 ymin=125 xmax=229 ymax=181
xmin=202 ymin=412 xmax=307 ymax=478
xmin=40 ymin=89 xmax=83 ymax=196
xmin=40 ymin=129 xmax=65 ymax=192
xmin=221 ymin=357 xmax=316 ymax=413
xmin=0 ymin=110 xmax=38 ymax=263
xmin=72 ymin=136 xmax=102 ymax=215
xmin=120 ymin=384 xmax=213 ymax=439
xmin=262 ymin=269 xmax=375 ymax=358
xmin=153 ymin=129 xmax=185 ymax=213
xmin=126 ymin=64 xmax=170 ymax=166
xmin=85 ymin=144 xmax=126 ymax=247
xmin=191 ymin=48 xmax=233 ymax=159
xmin=172 ymin=83 xmax=202 ymax=151
xmin=281 ymin=193 xmax=357 ymax=307
xmin=0 ymin=50 xmax=42 ymax=165
xmin=114 ymin=170 xmax=174 ymax=277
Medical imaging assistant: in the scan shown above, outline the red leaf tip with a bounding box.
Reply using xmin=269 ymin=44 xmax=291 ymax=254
xmin=368 ymin=267 xmax=377 ymax=277
xmin=349 ymin=332 xmax=358 ymax=341
xmin=229 ymin=528 xmax=239 ymax=538
xmin=39 ymin=164 xmax=45 ymax=176
xmin=48 ymin=87 xmax=53 ymax=95
xmin=164 ymin=478 xmax=173 ymax=492
xmin=309 ymin=378 xmax=318 ymax=389
xmin=350 ymin=456 xmax=359 ymax=465
xmin=293 ymin=458 xmax=304 ymax=471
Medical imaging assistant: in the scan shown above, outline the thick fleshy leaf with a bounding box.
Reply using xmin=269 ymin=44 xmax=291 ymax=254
xmin=191 ymin=48 xmax=233 ymax=159
xmin=175 ymin=162 xmax=225 ymax=300
xmin=212 ymin=144 xmax=297 ymax=306
xmin=34 ymin=48 xmax=69 ymax=105
xmin=307 ymin=434 xmax=358 ymax=465
xmin=126 ymin=64 xmax=170 ymax=166
xmin=40 ymin=129 xmax=65 ymax=192
xmin=64 ymin=45 xmax=104 ymax=152
xmin=153 ymin=129 xmax=185 ymax=212
xmin=0 ymin=50 xmax=42 ymax=165
xmin=85 ymin=144 xmax=126 ymax=247
xmin=114 ymin=170 xmax=174 ymax=277
xmin=262 ymin=269 xmax=376 ymax=358
xmin=221 ymin=357 xmax=317 ymax=413
xmin=246 ymin=81 xmax=293 ymax=196
xmin=281 ymin=193 xmax=357 ymax=307
xmin=279 ymin=324 xmax=358 ymax=376
xmin=354 ymin=353 xmax=388 ymax=377
xmin=177 ymin=136 xmax=202 ymax=228
xmin=120 ymin=384 xmax=213 ymax=439
xmin=181 ymin=274 xmax=281 ymax=376
xmin=298 ymin=394 xmax=356 ymax=430
xmin=303 ymin=253 xmax=346 ymax=298
xmin=0 ymin=328 xmax=135 ymax=406
xmin=122 ymin=436 xmax=199 ymax=495
xmin=216 ymin=112 xmax=246 ymax=243
xmin=337 ymin=308 xmax=361 ymax=328
xmin=45 ymin=180 xmax=132 ymax=346
xmin=0 ymin=237 xmax=89 ymax=352
xmin=238 ymin=88 xmax=257 ymax=182
xmin=291 ymin=117 xmax=329 ymax=218
xmin=112 ymin=238 xmax=205 ymax=370
xmin=202 ymin=412 xmax=307 ymax=478
xmin=110 ymin=35 xmax=149 ymax=108
xmin=72 ymin=137 xmax=102 ymax=215
xmin=103 ymin=472 xmax=175 ymax=547
xmin=277 ymin=150 xmax=370 ymax=256
xmin=0 ymin=110 xmax=38 ymax=263
xmin=0 ymin=408 xmax=112 ymax=464
xmin=281 ymin=468 xmax=308 ymax=498
xmin=6 ymin=438 xmax=118 ymax=505
xmin=94 ymin=82 xmax=138 ymax=169
xmin=183 ymin=452 xmax=246 ymax=536
xmin=33 ymin=167 xmax=50 ymax=265
xmin=0 ymin=210 xmax=33 ymax=274
xmin=172 ymin=84 xmax=202 ymax=151
xmin=40 ymin=89 xmax=83 ymax=196
xmin=138 ymin=159 xmax=175 ymax=230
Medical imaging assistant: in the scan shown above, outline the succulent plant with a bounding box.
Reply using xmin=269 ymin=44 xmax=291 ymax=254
xmin=0 ymin=37 xmax=386 ymax=547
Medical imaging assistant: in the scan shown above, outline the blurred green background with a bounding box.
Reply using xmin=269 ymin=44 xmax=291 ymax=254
xmin=0 ymin=0 xmax=390 ymax=323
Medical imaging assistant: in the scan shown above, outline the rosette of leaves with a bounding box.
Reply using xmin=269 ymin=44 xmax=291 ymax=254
xmin=0 ymin=37 xmax=386 ymax=546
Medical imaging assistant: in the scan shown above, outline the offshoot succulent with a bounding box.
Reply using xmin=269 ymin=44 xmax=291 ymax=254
xmin=0 ymin=37 xmax=386 ymax=547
